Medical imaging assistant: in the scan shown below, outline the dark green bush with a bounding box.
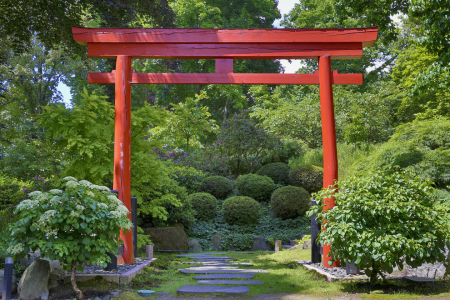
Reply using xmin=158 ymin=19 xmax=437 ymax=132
xmin=0 ymin=175 xmax=28 ymax=211
xmin=222 ymin=196 xmax=260 ymax=225
xmin=199 ymin=176 xmax=233 ymax=199
xmin=236 ymin=174 xmax=275 ymax=202
xmin=289 ymin=165 xmax=323 ymax=193
xmin=188 ymin=192 xmax=218 ymax=221
xmin=257 ymin=162 xmax=290 ymax=185
xmin=270 ymin=186 xmax=310 ymax=219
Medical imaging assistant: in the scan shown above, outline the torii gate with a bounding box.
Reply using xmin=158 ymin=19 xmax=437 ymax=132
xmin=72 ymin=26 xmax=378 ymax=267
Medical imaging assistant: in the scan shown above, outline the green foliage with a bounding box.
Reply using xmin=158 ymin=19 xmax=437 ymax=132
xmin=186 ymin=204 xmax=311 ymax=251
xmin=289 ymin=165 xmax=324 ymax=194
xmin=219 ymin=112 xmax=282 ymax=174
xmin=0 ymin=175 xmax=29 ymax=210
xmin=257 ymin=162 xmax=290 ymax=185
xmin=137 ymin=226 xmax=153 ymax=255
xmin=199 ymin=176 xmax=233 ymax=200
xmin=352 ymin=118 xmax=450 ymax=189
xmin=270 ymin=186 xmax=310 ymax=220
xmin=188 ymin=192 xmax=218 ymax=221
xmin=236 ymin=174 xmax=275 ymax=202
xmin=222 ymin=196 xmax=260 ymax=226
xmin=7 ymin=177 xmax=133 ymax=297
xmin=167 ymin=163 xmax=206 ymax=195
xmin=166 ymin=92 xmax=217 ymax=153
xmin=296 ymin=234 xmax=312 ymax=245
xmin=309 ymin=170 xmax=450 ymax=283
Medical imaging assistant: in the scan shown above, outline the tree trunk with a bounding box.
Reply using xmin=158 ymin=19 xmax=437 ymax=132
xmin=71 ymin=261 xmax=83 ymax=300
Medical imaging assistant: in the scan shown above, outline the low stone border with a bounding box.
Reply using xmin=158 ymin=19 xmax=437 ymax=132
xmin=64 ymin=258 xmax=157 ymax=285
xmin=297 ymin=261 xmax=368 ymax=282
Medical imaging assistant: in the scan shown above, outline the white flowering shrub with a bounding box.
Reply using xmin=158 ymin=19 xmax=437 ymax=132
xmin=7 ymin=177 xmax=133 ymax=299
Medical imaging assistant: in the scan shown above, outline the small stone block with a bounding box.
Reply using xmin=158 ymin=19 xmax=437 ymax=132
xmin=145 ymin=245 xmax=153 ymax=259
xmin=179 ymin=269 xmax=269 ymax=274
xmin=197 ymin=280 xmax=263 ymax=285
xmin=194 ymin=274 xmax=255 ymax=279
xmin=403 ymin=276 xmax=440 ymax=283
xmin=274 ymin=240 xmax=282 ymax=252
xmin=282 ymin=245 xmax=293 ymax=248
xmin=177 ymin=285 xmax=250 ymax=294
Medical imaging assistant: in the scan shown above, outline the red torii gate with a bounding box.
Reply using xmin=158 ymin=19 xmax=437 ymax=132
xmin=72 ymin=26 xmax=378 ymax=267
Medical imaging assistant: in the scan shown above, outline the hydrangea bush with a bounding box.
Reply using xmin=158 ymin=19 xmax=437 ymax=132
xmin=7 ymin=177 xmax=133 ymax=300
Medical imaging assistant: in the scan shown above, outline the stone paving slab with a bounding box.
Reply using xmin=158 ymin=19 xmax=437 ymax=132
xmin=177 ymin=253 xmax=227 ymax=257
xmin=197 ymin=280 xmax=263 ymax=285
xmin=188 ymin=266 xmax=239 ymax=269
xmin=193 ymin=274 xmax=255 ymax=279
xmin=188 ymin=256 xmax=232 ymax=259
xmin=183 ymin=262 xmax=254 ymax=266
xmin=403 ymin=276 xmax=440 ymax=283
xmin=193 ymin=259 xmax=237 ymax=262
xmin=179 ymin=268 xmax=269 ymax=274
xmin=177 ymin=285 xmax=250 ymax=294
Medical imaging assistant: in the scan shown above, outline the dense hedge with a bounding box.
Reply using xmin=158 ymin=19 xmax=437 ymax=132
xmin=257 ymin=162 xmax=290 ymax=185
xmin=289 ymin=165 xmax=323 ymax=193
xmin=270 ymin=186 xmax=310 ymax=219
xmin=236 ymin=173 xmax=275 ymax=202
xmin=199 ymin=176 xmax=233 ymax=199
xmin=188 ymin=192 xmax=218 ymax=221
xmin=222 ymin=196 xmax=260 ymax=225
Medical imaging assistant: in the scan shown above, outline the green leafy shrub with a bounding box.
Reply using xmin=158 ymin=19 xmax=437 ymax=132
xmin=257 ymin=162 xmax=290 ymax=185
xmin=222 ymin=233 xmax=254 ymax=251
xmin=222 ymin=196 xmax=260 ymax=225
xmin=349 ymin=119 xmax=450 ymax=189
xmin=309 ymin=170 xmax=450 ymax=283
xmin=0 ymin=175 xmax=29 ymax=210
xmin=137 ymin=226 xmax=153 ymax=256
xmin=199 ymin=176 xmax=233 ymax=199
xmin=168 ymin=164 xmax=206 ymax=195
xmin=270 ymin=186 xmax=310 ymax=219
xmin=7 ymin=177 xmax=133 ymax=299
xmin=236 ymin=174 xmax=275 ymax=202
xmin=188 ymin=192 xmax=218 ymax=221
xmin=289 ymin=165 xmax=323 ymax=193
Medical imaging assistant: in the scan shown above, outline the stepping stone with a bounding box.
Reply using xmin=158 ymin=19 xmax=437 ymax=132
xmin=193 ymin=259 xmax=237 ymax=262
xmin=231 ymin=252 xmax=253 ymax=254
xmin=177 ymin=285 xmax=250 ymax=294
xmin=189 ymin=256 xmax=232 ymax=259
xmin=197 ymin=280 xmax=263 ymax=285
xmin=177 ymin=254 xmax=227 ymax=258
xmin=179 ymin=269 xmax=269 ymax=274
xmin=183 ymin=262 xmax=254 ymax=266
xmin=403 ymin=276 xmax=440 ymax=283
xmin=194 ymin=274 xmax=255 ymax=280
xmin=187 ymin=266 xmax=239 ymax=269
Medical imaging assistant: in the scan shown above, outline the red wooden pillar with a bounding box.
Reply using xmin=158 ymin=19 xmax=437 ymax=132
xmin=114 ymin=55 xmax=134 ymax=264
xmin=318 ymin=55 xmax=340 ymax=268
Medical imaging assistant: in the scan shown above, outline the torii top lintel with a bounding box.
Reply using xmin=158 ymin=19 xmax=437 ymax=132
xmin=72 ymin=27 xmax=378 ymax=60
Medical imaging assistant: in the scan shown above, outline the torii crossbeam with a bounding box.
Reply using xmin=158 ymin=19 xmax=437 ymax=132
xmin=73 ymin=26 xmax=378 ymax=267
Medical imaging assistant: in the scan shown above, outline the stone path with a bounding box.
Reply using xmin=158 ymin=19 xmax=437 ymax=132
xmin=177 ymin=252 xmax=268 ymax=295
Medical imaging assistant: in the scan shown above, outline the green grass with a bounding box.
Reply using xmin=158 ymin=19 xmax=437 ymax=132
xmin=73 ymin=250 xmax=449 ymax=300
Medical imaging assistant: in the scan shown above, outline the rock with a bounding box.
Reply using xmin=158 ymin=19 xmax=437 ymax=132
xmin=250 ymin=237 xmax=269 ymax=251
xmin=0 ymin=269 xmax=18 ymax=294
xmin=19 ymin=249 xmax=41 ymax=267
xmin=288 ymin=244 xmax=304 ymax=251
xmin=188 ymin=240 xmax=203 ymax=252
xmin=143 ymin=224 xmax=189 ymax=251
xmin=211 ymin=234 xmax=222 ymax=251
xmin=18 ymin=258 xmax=50 ymax=300
xmin=101 ymin=295 xmax=111 ymax=300
xmin=42 ymin=258 xmax=65 ymax=289
xmin=303 ymin=239 xmax=312 ymax=250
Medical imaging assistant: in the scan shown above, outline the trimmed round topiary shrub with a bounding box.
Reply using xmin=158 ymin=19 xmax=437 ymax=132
xmin=257 ymin=162 xmax=290 ymax=185
xmin=188 ymin=192 xmax=218 ymax=221
xmin=236 ymin=173 xmax=275 ymax=202
xmin=199 ymin=176 xmax=233 ymax=199
xmin=289 ymin=165 xmax=323 ymax=194
xmin=222 ymin=196 xmax=260 ymax=225
xmin=270 ymin=186 xmax=310 ymax=219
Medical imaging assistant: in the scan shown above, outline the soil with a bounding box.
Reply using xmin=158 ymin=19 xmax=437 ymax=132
xmin=48 ymin=286 xmax=110 ymax=300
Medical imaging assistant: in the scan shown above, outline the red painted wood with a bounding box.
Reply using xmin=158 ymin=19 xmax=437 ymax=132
xmin=319 ymin=56 xmax=340 ymax=268
xmin=88 ymin=72 xmax=362 ymax=85
xmin=87 ymin=43 xmax=363 ymax=59
xmin=72 ymin=26 xmax=378 ymax=48
xmin=114 ymin=56 xmax=134 ymax=265
xmin=215 ymin=59 xmax=233 ymax=73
